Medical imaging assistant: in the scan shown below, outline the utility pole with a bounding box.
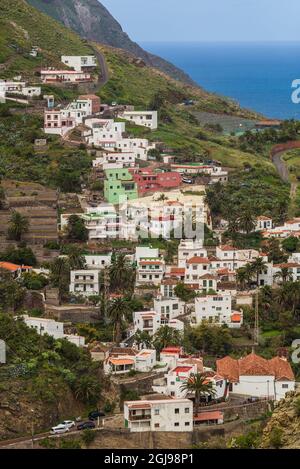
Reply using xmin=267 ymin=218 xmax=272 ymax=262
xmin=254 ymin=289 xmax=259 ymax=347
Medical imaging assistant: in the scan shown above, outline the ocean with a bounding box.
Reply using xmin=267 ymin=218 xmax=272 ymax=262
xmin=141 ymin=42 xmax=300 ymax=120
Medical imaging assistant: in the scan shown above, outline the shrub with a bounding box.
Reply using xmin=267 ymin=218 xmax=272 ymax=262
xmin=81 ymin=429 xmax=96 ymax=447
xmin=269 ymin=427 xmax=283 ymax=449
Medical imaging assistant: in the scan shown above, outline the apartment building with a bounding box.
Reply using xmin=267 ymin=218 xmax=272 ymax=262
xmin=69 ymin=270 xmax=99 ymax=297
xmin=124 ymin=398 xmax=193 ymax=432
xmin=193 ymin=294 xmax=243 ymax=328
xmin=118 ymin=110 xmax=158 ymax=130
xmin=61 ymin=55 xmax=97 ymax=72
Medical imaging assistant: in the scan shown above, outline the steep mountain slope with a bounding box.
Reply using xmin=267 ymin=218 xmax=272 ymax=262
xmin=27 ymin=0 xmax=196 ymax=85
xmin=261 ymin=388 xmax=300 ymax=448
xmin=0 ymin=0 xmax=92 ymax=78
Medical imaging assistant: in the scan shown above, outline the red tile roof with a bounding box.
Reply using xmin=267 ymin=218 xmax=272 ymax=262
xmin=187 ymin=256 xmax=210 ymax=265
xmin=173 ymin=366 xmax=193 ymax=374
xmin=194 ymin=411 xmax=223 ymax=422
xmin=217 ymin=353 xmax=294 ymax=382
xmin=0 ymin=262 xmax=21 ymax=272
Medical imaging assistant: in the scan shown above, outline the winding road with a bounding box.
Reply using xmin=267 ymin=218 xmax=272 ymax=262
xmin=271 ymin=142 xmax=300 ymax=201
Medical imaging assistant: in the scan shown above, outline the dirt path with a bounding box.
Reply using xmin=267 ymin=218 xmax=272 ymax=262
xmin=272 ymin=150 xmax=290 ymax=183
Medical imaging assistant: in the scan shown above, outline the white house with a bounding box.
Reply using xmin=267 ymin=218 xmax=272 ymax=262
xmin=124 ymin=398 xmax=193 ymax=432
xmin=184 ymin=256 xmax=211 ymax=286
xmin=41 ymin=69 xmax=91 ymax=83
xmin=135 ymin=246 xmax=159 ymax=262
xmin=22 ymin=316 xmax=85 ymax=346
xmin=115 ymin=138 xmax=156 ymax=161
xmin=217 ymin=353 xmax=295 ymax=401
xmin=256 ymin=216 xmax=273 ymax=231
xmin=69 ymin=270 xmax=99 ymax=297
xmin=23 ymin=315 xmax=64 ymax=339
xmin=153 ymin=364 xmax=197 ymax=398
xmin=93 ymin=151 xmax=136 ymax=168
xmin=84 ymin=119 xmax=125 ymax=147
xmin=193 ymin=294 xmax=243 ymax=328
xmin=61 ymin=55 xmax=97 ymax=72
xmin=159 ymin=346 xmax=184 ymax=370
xmin=119 ymin=110 xmax=158 ymax=130
xmin=135 ymin=349 xmax=157 ymax=372
xmin=85 ymin=254 xmax=112 ymax=270
xmin=178 ymin=239 xmax=206 ymax=268
xmin=153 ymin=296 xmax=185 ymax=320
xmin=136 ymin=257 xmax=165 ymax=286
xmin=133 ymin=311 xmax=161 ymax=336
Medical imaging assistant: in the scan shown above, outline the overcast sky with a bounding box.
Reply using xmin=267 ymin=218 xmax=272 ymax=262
xmin=101 ymin=0 xmax=300 ymax=42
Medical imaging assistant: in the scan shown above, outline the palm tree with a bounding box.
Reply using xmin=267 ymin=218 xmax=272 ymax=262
xmin=62 ymin=244 xmax=86 ymax=270
xmin=273 ymin=267 xmax=293 ymax=285
xmin=236 ymin=267 xmax=248 ymax=291
xmin=8 ymin=211 xmax=29 ymax=241
xmin=251 ymin=257 xmax=268 ymax=287
xmin=134 ymin=329 xmax=153 ymax=349
xmin=107 ymin=297 xmax=132 ymax=345
xmin=49 ymin=257 xmax=70 ymax=303
xmin=109 ymin=253 xmax=136 ymax=293
xmin=180 ymin=373 xmax=216 ymax=415
xmin=237 ymin=209 xmax=256 ymax=234
xmin=153 ymin=325 xmax=182 ymax=352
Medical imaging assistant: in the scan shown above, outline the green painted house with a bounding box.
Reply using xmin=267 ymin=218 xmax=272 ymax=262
xmin=104 ymin=168 xmax=138 ymax=204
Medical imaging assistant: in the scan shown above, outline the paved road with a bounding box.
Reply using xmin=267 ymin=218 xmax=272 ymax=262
xmin=272 ymin=150 xmax=290 ymax=183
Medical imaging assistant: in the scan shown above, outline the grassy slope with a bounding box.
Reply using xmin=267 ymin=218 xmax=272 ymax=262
xmin=96 ymin=44 xmax=274 ymax=171
xmin=0 ymin=0 xmax=92 ymax=78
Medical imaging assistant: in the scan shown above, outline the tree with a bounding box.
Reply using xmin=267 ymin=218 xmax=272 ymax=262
xmin=251 ymin=257 xmax=268 ymax=286
xmin=49 ymin=257 xmax=70 ymax=302
xmin=7 ymin=211 xmax=29 ymax=241
xmin=66 ymin=215 xmax=88 ymax=242
xmin=1 ymin=246 xmax=37 ymax=266
xmin=265 ymin=237 xmax=287 ymax=264
xmin=74 ymin=375 xmax=101 ymax=405
xmin=21 ymin=272 xmax=48 ymax=290
xmin=107 ymin=297 xmax=132 ymax=345
xmin=237 ymin=209 xmax=256 ymax=234
xmin=0 ymin=271 xmax=25 ymax=312
xmin=180 ymin=373 xmax=216 ymax=414
xmin=282 ymin=236 xmax=299 ymax=254
xmin=174 ymin=283 xmax=196 ymax=302
xmin=273 ymin=267 xmax=293 ymax=285
xmin=62 ymin=244 xmax=86 ymax=270
xmin=134 ymin=330 xmax=153 ymax=349
xmin=236 ymin=267 xmax=248 ymax=291
xmin=153 ymin=326 xmax=182 ymax=352
xmin=109 ymin=254 xmax=136 ymax=293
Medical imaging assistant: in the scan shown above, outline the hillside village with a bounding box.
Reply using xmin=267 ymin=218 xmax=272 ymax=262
xmin=1 ymin=30 xmax=300 ymax=449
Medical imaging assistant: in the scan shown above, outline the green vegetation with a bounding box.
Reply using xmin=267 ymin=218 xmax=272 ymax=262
xmin=0 ymin=0 xmax=92 ymax=78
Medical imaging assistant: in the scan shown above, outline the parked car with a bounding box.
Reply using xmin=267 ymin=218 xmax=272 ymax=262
xmin=181 ymin=177 xmax=194 ymax=184
xmin=77 ymin=421 xmax=96 ymax=431
xmin=88 ymin=410 xmax=105 ymax=420
xmin=61 ymin=420 xmax=75 ymax=429
xmin=50 ymin=424 xmax=70 ymax=435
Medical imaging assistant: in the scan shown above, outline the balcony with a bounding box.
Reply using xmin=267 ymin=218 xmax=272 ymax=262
xmin=129 ymin=413 xmax=151 ymax=421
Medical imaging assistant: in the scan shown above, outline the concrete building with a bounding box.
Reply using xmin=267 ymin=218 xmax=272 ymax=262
xmin=133 ymin=311 xmax=161 ymax=336
xmin=69 ymin=270 xmax=99 ymax=297
xmin=22 ymin=316 xmax=85 ymax=346
xmin=85 ymin=254 xmax=112 ymax=270
xmin=136 ymin=257 xmax=165 ymax=286
xmin=217 ymin=353 xmax=295 ymax=401
xmin=193 ymin=294 xmax=243 ymax=328
xmin=41 ymin=69 xmax=92 ymax=83
xmin=153 ymin=297 xmax=185 ymax=320
xmin=61 ymin=55 xmax=97 ymax=72
xmin=256 ymin=216 xmax=273 ymax=231
xmin=119 ymin=110 xmax=158 ymax=130
xmin=124 ymin=398 xmax=193 ymax=432
xmin=178 ymin=239 xmax=207 ymax=268
xmin=131 ymin=168 xmax=182 ymax=196
xmin=104 ymin=168 xmax=138 ymax=204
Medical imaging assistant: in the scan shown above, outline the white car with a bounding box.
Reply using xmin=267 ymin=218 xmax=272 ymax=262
xmin=50 ymin=424 xmax=70 ymax=435
xmin=61 ymin=420 xmax=75 ymax=429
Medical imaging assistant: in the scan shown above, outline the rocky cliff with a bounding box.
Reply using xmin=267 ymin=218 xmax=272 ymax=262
xmin=27 ymin=0 xmax=196 ymax=85
xmin=261 ymin=389 xmax=300 ymax=449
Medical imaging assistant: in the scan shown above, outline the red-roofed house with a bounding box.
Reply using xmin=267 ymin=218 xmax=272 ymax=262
xmin=216 ymin=352 xmax=295 ymax=400
xmin=0 ymin=262 xmax=31 ymax=279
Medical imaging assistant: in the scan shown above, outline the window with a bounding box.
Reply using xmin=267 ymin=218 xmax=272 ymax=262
xmin=185 ymin=422 xmax=190 ymax=426
xmin=282 ymin=384 xmax=289 ymax=389
xmin=154 ymin=423 xmax=160 ymax=428
xmin=174 ymin=408 xmax=180 ymax=414
xmin=185 ymin=408 xmax=190 ymax=413
xmin=154 ymin=409 xmax=160 ymax=415
xmin=174 ymin=422 xmax=179 ymax=427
